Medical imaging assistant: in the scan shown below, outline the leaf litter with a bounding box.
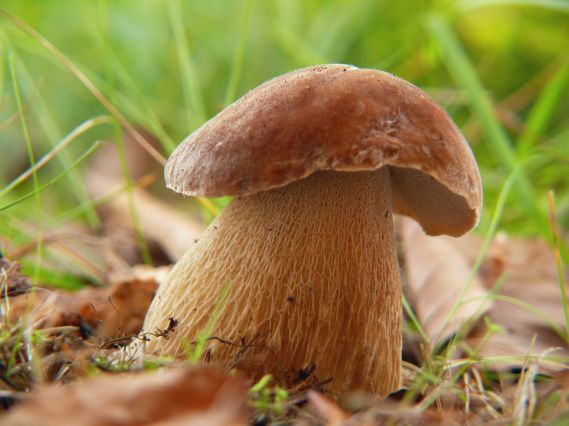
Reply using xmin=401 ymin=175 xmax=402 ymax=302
xmin=401 ymin=217 xmax=569 ymax=371
xmin=3 ymin=365 xmax=250 ymax=426
xmin=84 ymin=129 xmax=204 ymax=263
xmin=0 ymin=256 xmax=32 ymax=297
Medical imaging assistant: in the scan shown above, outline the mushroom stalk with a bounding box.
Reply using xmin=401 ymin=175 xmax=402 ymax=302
xmin=142 ymin=168 xmax=402 ymax=395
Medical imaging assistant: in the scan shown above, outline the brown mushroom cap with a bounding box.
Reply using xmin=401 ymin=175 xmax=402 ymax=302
xmin=166 ymin=64 xmax=482 ymax=236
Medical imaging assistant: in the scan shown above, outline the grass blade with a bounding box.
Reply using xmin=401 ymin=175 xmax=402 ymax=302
xmin=0 ymin=116 xmax=113 ymax=198
xmin=167 ymin=0 xmax=207 ymax=130
xmin=9 ymin=51 xmax=44 ymax=285
xmin=435 ymin=164 xmax=518 ymax=352
xmin=0 ymin=10 xmax=166 ymax=165
xmin=188 ymin=282 xmax=231 ymax=364
xmin=91 ymin=1 xmax=177 ymax=153
xmin=403 ymin=295 xmax=430 ymax=345
xmin=0 ymin=142 xmax=101 ymax=212
xmin=517 ymin=59 xmax=569 ymax=157
xmin=224 ymin=0 xmax=256 ymax=105
xmin=9 ymin=53 xmax=39 ymax=206
xmin=113 ymin=124 xmax=152 ymax=265
xmin=547 ymin=191 xmax=569 ymax=341
xmin=4 ymin=50 xmax=102 ymax=228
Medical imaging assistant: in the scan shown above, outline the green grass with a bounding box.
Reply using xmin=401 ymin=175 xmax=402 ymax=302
xmin=167 ymin=0 xmax=207 ymax=131
xmin=1 ymin=1 xmax=566 ymax=237
xmin=223 ymin=0 xmax=256 ymax=106
xmin=517 ymin=59 xmax=569 ymax=157
xmin=185 ymin=282 xmax=231 ymax=364
xmin=8 ymin=52 xmax=44 ymax=285
xmin=548 ymin=191 xmax=569 ymax=338
xmin=0 ymin=1 xmax=568 ymax=423
xmin=0 ymin=140 xmax=100 ymax=213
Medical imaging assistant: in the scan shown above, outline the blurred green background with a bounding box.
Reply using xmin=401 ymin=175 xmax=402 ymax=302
xmin=1 ymin=0 xmax=568 ymax=283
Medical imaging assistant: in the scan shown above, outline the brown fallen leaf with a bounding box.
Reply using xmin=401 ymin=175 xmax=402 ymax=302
xmin=87 ymin=128 xmax=160 ymax=182
xmin=85 ymin=130 xmax=204 ymax=264
xmin=401 ymin=218 xmax=492 ymax=346
xmin=8 ymin=266 xmax=168 ymax=340
xmin=0 ymin=257 xmax=32 ymax=297
xmin=98 ymin=184 xmax=204 ymax=262
xmin=401 ymin=216 xmax=569 ymax=371
xmin=304 ymin=393 xmax=465 ymax=426
xmin=307 ymin=391 xmax=349 ymax=425
xmin=3 ymin=365 xmax=249 ymax=426
xmin=466 ymin=236 xmax=569 ymax=370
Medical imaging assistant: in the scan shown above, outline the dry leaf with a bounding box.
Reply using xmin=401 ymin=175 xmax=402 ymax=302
xmin=3 ymin=365 xmax=249 ymax=426
xmin=401 ymin=218 xmax=492 ymax=345
xmin=307 ymin=391 xmax=348 ymax=425
xmin=305 ymin=387 xmax=465 ymax=426
xmin=466 ymin=236 xmax=569 ymax=370
xmin=85 ymin=131 xmax=204 ymax=263
xmin=8 ymin=266 xmax=168 ymax=340
xmin=86 ymin=172 xmax=203 ymax=263
xmin=305 ymin=396 xmax=464 ymax=426
xmin=401 ymin=215 xmax=569 ymax=371
xmin=87 ymin=128 xmax=160 ymax=182
xmin=0 ymin=257 xmax=31 ymax=297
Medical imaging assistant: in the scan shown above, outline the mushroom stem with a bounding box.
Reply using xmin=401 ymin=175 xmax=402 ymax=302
xmin=142 ymin=168 xmax=402 ymax=395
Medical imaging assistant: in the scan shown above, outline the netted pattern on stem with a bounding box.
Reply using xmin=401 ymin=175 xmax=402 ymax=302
xmin=142 ymin=169 xmax=401 ymax=395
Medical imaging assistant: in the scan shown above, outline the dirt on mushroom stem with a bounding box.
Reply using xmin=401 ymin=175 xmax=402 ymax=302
xmin=140 ymin=168 xmax=402 ymax=396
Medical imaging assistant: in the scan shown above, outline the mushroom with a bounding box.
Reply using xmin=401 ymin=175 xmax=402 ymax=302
xmin=141 ymin=64 xmax=482 ymax=396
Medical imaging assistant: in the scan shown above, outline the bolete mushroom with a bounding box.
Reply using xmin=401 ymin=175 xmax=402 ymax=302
xmin=141 ymin=64 xmax=482 ymax=396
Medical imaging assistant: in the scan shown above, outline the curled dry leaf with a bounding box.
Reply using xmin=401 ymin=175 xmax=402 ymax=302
xmin=401 ymin=218 xmax=492 ymax=346
xmin=8 ymin=266 xmax=169 ymax=340
xmin=3 ymin=365 xmax=249 ymax=426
